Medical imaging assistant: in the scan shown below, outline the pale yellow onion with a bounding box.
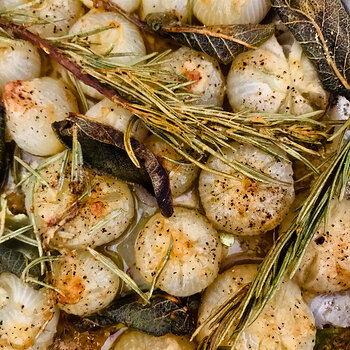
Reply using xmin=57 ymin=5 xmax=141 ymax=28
xmin=69 ymin=9 xmax=146 ymax=99
xmin=227 ymin=36 xmax=290 ymax=113
xmin=135 ymin=207 xmax=222 ymax=297
xmin=30 ymin=159 xmax=135 ymax=249
xmin=295 ymin=199 xmax=350 ymax=294
xmin=227 ymin=36 xmax=328 ymax=114
xmin=81 ymin=0 xmax=140 ymax=13
xmin=140 ymin=0 xmax=189 ymax=23
xmin=193 ymin=0 xmax=271 ymax=25
xmin=144 ymin=135 xmax=198 ymax=196
xmin=86 ymin=98 xmax=148 ymax=142
xmin=198 ymin=142 xmax=294 ymax=235
xmin=52 ymin=250 xmax=120 ymax=316
xmin=3 ymin=77 xmax=79 ymax=156
xmin=0 ymin=39 xmax=41 ymax=92
xmin=160 ymin=47 xmax=225 ymax=107
xmin=197 ymin=265 xmax=316 ymax=349
xmin=115 ymin=331 xmax=196 ymax=350
xmin=0 ymin=0 xmax=84 ymax=38
xmin=0 ymin=272 xmax=59 ymax=350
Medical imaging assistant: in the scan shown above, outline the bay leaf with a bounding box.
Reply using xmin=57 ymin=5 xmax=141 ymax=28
xmin=271 ymin=0 xmax=350 ymax=98
xmin=146 ymin=13 xmax=275 ymax=64
xmin=52 ymin=114 xmax=173 ymax=217
xmin=68 ymin=293 xmax=196 ymax=337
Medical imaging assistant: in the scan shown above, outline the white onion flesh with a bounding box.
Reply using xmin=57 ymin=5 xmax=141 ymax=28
xmin=197 ymin=265 xmax=316 ymax=349
xmin=81 ymin=0 xmax=140 ymax=13
xmin=160 ymin=47 xmax=225 ymax=107
xmin=0 ymin=272 xmax=59 ymax=350
xmin=0 ymin=39 xmax=41 ymax=93
xmin=311 ymin=291 xmax=350 ymax=329
xmin=69 ymin=10 xmax=146 ymax=99
xmin=198 ymin=142 xmax=294 ymax=235
xmin=193 ymin=0 xmax=271 ymax=25
xmin=227 ymin=36 xmax=328 ymax=114
xmin=144 ymin=135 xmax=198 ymax=196
xmin=3 ymin=77 xmax=79 ymax=156
xmin=30 ymin=159 xmax=135 ymax=249
xmin=295 ymin=199 xmax=350 ymax=294
xmin=135 ymin=207 xmax=222 ymax=297
xmin=140 ymin=0 xmax=189 ymax=23
xmin=52 ymin=250 xmax=120 ymax=316
xmin=0 ymin=0 xmax=84 ymax=38
xmin=86 ymin=98 xmax=148 ymax=142
xmin=114 ymin=330 xmax=196 ymax=350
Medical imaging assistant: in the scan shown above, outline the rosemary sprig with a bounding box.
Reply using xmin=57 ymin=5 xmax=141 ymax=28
xmin=0 ymin=18 xmax=332 ymax=185
xmin=197 ymin=137 xmax=350 ymax=349
xmin=88 ymin=247 xmax=150 ymax=304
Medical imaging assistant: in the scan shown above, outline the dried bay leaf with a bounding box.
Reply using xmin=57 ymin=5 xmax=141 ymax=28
xmin=146 ymin=14 xmax=275 ymax=65
xmin=271 ymin=0 xmax=350 ymax=98
xmin=52 ymin=114 xmax=173 ymax=217
xmin=68 ymin=294 xmax=196 ymax=337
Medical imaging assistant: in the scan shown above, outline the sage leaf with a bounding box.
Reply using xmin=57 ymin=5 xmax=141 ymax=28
xmin=271 ymin=0 xmax=350 ymax=98
xmin=146 ymin=13 xmax=275 ymax=64
xmin=69 ymin=294 xmax=197 ymax=336
xmin=315 ymin=327 xmax=350 ymax=349
xmin=52 ymin=114 xmax=173 ymax=217
xmin=0 ymin=245 xmax=39 ymax=277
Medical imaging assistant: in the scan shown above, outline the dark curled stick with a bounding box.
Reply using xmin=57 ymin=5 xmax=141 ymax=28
xmin=0 ymin=18 xmax=173 ymax=217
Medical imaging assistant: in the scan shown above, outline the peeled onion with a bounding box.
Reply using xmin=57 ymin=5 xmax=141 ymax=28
xmin=295 ymin=199 xmax=350 ymax=294
xmin=52 ymin=250 xmax=120 ymax=316
xmin=81 ymin=0 xmax=140 ymax=13
xmin=135 ymin=207 xmax=222 ymax=297
xmin=30 ymin=158 xmax=135 ymax=249
xmin=0 ymin=272 xmax=59 ymax=350
xmin=0 ymin=0 xmax=83 ymax=38
xmin=86 ymin=98 xmax=148 ymax=142
xmin=160 ymin=47 xmax=225 ymax=107
xmin=3 ymin=77 xmax=78 ymax=156
xmin=114 ymin=330 xmax=195 ymax=350
xmin=140 ymin=0 xmax=189 ymax=23
xmin=198 ymin=142 xmax=294 ymax=235
xmin=227 ymin=36 xmax=328 ymax=114
xmin=193 ymin=0 xmax=271 ymax=25
xmin=69 ymin=9 xmax=146 ymax=99
xmin=197 ymin=265 xmax=316 ymax=349
xmin=144 ymin=135 xmax=198 ymax=196
xmin=0 ymin=39 xmax=41 ymax=93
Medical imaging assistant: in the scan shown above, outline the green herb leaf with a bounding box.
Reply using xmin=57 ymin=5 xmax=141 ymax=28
xmin=146 ymin=13 xmax=275 ymax=65
xmin=315 ymin=327 xmax=350 ymax=350
xmin=69 ymin=293 xmax=197 ymax=337
xmin=52 ymin=114 xmax=173 ymax=217
xmin=0 ymin=245 xmax=39 ymax=277
xmin=271 ymin=0 xmax=350 ymax=98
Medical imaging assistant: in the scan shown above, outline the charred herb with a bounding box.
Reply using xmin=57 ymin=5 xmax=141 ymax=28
xmin=69 ymin=293 xmax=196 ymax=337
xmin=52 ymin=114 xmax=173 ymax=217
xmin=271 ymin=0 xmax=350 ymax=98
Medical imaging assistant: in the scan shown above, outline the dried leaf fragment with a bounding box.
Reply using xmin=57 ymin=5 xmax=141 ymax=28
xmin=52 ymin=114 xmax=173 ymax=217
xmin=271 ymin=0 xmax=350 ymax=98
